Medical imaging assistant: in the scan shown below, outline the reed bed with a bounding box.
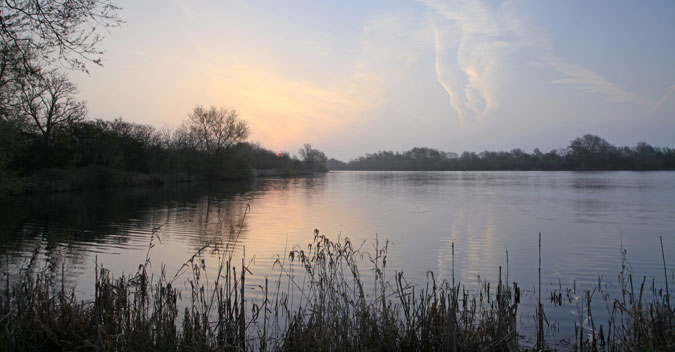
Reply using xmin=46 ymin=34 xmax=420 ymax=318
xmin=547 ymin=237 xmax=674 ymax=351
xmin=0 ymin=231 xmax=672 ymax=351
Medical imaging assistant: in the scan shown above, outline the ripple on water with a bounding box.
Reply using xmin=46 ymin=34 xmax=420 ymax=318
xmin=0 ymin=171 xmax=674 ymax=338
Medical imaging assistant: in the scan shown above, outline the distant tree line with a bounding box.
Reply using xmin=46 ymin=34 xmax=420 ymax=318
xmin=328 ymin=134 xmax=675 ymax=171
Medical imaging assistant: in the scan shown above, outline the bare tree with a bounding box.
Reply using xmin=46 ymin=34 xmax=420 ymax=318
xmin=19 ymin=71 xmax=86 ymax=148
xmin=299 ymin=143 xmax=327 ymax=172
xmin=1 ymin=0 xmax=122 ymax=119
xmin=0 ymin=0 xmax=122 ymax=73
xmin=187 ymin=105 xmax=249 ymax=154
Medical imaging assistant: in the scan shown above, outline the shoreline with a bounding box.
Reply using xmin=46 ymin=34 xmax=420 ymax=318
xmin=1 ymin=167 xmax=326 ymax=196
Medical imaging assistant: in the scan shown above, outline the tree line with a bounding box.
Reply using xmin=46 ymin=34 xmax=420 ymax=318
xmin=328 ymin=134 xmax=675 ymax=171
xmin=0 ymin=1 xmax=327 ymax=194
xmin=0 ymin=104 xmax=328 ymax=193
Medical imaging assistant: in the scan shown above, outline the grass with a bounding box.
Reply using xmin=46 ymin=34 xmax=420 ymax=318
xmin=547 ymin=237 xmax=674 ymax=351
xmin=0 ymin=230 xmax=672 ymax=351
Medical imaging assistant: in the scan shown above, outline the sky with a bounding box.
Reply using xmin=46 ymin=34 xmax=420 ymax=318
xmin=70 ymin=0 xmax=675 ymax=161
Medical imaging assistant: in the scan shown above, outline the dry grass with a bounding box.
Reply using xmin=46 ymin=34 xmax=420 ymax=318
xmin=0 ymin=231 xmax=671 ymax=351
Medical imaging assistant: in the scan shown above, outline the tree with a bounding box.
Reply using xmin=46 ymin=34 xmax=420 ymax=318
xmin=187 ymin=105 xmax=249 ymax=154
xmin=1 ymin=0 xmax=122 ymax=122
xmin=299 ymin=144 xmax=327 ymax=172
xmin=0 ymin=0 xmax=122 ymax=73
xmin=0 ymin=43 xmax=31 ymax=120
xmin=19 ymin=71 xmax=85 ymax=152
xmin=0 ymin=117 xmax=30 ymax=174
xmin=632 ymin=142 xmax=661 ymax=169
xmin=567 ymin=134 xmax=615 ymax=169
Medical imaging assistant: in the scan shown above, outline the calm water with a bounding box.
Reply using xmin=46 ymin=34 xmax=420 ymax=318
xmin=1 ymin=171 xmax=674 ymax=338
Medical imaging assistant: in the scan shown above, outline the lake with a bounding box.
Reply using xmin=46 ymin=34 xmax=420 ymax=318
xmin=1 ymin=171 xmax=674 ymax=341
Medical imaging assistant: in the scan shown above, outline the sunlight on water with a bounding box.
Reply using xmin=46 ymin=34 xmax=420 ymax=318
xmin=1 ymin=171 xmax=674 ymax=339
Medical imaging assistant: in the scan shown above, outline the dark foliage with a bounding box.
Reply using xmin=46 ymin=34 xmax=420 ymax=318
xmin=0 ymin=114 xmax=328 ymax=193
xmin=331 ymin=135 xmax=675 ymax=171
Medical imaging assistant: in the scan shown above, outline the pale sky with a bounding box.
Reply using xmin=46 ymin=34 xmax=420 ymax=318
xmin=70 ymin=0 xmax=675 ymax=161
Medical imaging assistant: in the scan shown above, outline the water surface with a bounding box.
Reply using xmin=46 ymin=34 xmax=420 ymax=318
xmin=2 ymin=171 xmax=674 ymax=338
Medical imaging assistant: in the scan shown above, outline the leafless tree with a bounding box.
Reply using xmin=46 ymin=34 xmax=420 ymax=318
xmin=299 ymin=143 xmax=328 ymax=172
xmin=1 ymin=0 xmax=122 ymax=121
xmin=0 ymin=0 xmax=122 ymax=72
xmin=19 ymin=71 xmax=86 ymax=147
xmin=187 ymin=105 xmax=249 ymax=154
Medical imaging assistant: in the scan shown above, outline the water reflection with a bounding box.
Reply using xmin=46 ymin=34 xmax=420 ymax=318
xmin=0 ymin=182 xmax=254 ymax=287
xmin=0 ymin=171 xmax=673 ymax=334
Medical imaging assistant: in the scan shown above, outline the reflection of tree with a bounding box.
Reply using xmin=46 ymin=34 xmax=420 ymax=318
xmin=187 ymin=192 xmax=251 ymax=252
xmin=263 ymin=177 xmax=292 ymax=192
xmin=249 ymin=174 xmax=328 ymax=212
xmin=0 ymin=181 xmax=254 ymax=282
xmin=300 ymin=173 xmax=327 ymax=189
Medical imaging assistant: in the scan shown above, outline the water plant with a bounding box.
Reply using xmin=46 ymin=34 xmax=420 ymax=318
xmin=0 ymin=231 xmax=671 ymax=351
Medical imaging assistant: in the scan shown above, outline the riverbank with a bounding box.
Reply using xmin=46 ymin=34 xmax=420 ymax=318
xmin=1 ymin=233 xmax=672 ymax=351
xmin=0 ymin=167 xmax=326 ymax=196
xmin=254 ymin=168 xmax=316 ymax=177
xmin=0 ymin=167 xmax=187 ymax=195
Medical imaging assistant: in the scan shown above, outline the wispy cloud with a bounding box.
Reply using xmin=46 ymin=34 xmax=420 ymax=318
xmin=420 ymin=0 xmax=662 ymax=120
xmin=431 ymin=23 xmax=465 ymax=122
xmin=652 ymin=84 xmax=675 ymax=113
xmin=547 ymin=58 xmax=652 ymax=105
xmin=421 ymin=0 xmax=509 ymax=121
xmin=423 ymin=0 xmax=502 ymax=122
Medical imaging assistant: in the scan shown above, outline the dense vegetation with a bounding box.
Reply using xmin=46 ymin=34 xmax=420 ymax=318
xmin=0 ymin=112 xmax=328 ymax=194
xmin=329 ymin=134 xmax=675 ymax=171
xmin=1 ymin=232 xmax=672 ymax=351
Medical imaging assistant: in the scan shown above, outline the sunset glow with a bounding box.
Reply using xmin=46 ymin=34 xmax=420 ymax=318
xmin=70 ymin=0 xmax=675 ymax=160
xmin=3 ymin=1 xmax=675 ymax=348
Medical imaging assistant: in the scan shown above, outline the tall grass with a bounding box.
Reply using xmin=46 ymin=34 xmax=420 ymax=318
xmin=547 ymin=236 xmax=675 ymax=351
xmin=277 ymin=231 xmax=519 ymax=351
xmin=0 ymin=231 xmax=672 ymax=351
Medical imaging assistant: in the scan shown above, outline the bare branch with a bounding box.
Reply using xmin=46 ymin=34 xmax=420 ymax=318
xmin=187 ymin=105 xmax=249 ymax=154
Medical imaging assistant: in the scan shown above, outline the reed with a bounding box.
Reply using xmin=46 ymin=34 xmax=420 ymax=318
xmin=547 ymin=238 xmax=675 ymax=351
xmin=0 ymin=231 xmax=672 ymax=351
